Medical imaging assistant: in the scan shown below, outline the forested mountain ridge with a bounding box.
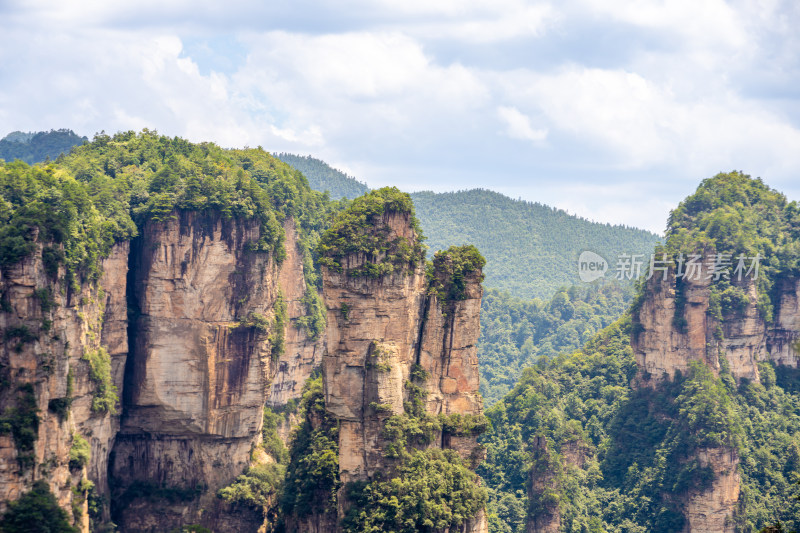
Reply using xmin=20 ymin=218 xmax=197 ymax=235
xmin=0 ymin=132 xmax=488 ymax=533
xmin=275 ymin=153 xmax=369 ymax=200
xmin=411 ymin=189 xmax=660 ymax=300
xmin=479 ymin=172 xmax=800 ymax=533
xmin=275 ymin=152 xmax=661 ymax=300
xmin=0 ymin=129 xmax=86 ymax=164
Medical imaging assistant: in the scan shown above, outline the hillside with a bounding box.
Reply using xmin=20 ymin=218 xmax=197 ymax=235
xmin=412 ymin=189 xmax=660 ymax=300
xmin=479 ymin=172 xmax=800 ymax=533
xmin=0 ymin=129 xmax=86 ymax=164
xmin=274 ymin=153 xmax=369 ymax=200
xmin=276 ymin=153 xmax=661 ymax=300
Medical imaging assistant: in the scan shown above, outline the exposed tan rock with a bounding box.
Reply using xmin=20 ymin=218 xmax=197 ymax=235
xmin=111 ymin=212 xmax=279 ymax=532
xmin=269 ymin=218 xmax=325 ymax=407
xmin=633 ymin=266 xmax=764 ymax=384
xmin=321 ymin=211 xmax=487 ymax=533
xmin=685 ymin=448 xmax=740 ymax=533
xmin=768 ymin=278 xmax=800 ymax=367
xmin=0 ymin=240 xmax=128 ymax=531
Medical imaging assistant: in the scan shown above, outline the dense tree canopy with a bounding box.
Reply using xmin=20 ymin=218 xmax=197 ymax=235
xmin=0 ymin=129 xmax=86 ymax=165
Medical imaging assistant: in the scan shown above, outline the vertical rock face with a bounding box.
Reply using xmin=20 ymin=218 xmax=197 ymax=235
xmin=0 ymin=239 xmax=128 ymax=530
xmin=525 ymin=437 xmax=560 ymax=533
xmin=269 ymin=218 xmax=325 ymax=407
xmin=321 ymin=211 xmax=487 ymax=533
xmin=685 ymin=448 xmax=740 ymax=533
xmin=1 ymin=202 xmax=488 ymax=532
xmin=634 ymin=263 xmax=799 ymax=386
xmin=633 ymin=269 xmax=762 ymax=384
xmin=110 ymin=212 xmax=279 ymax=532
xmin=768 ymin=278 xmax=800 ymax=367
xmin=632 ymin=263 xmax=799 ymax=532
xmin=322 ymin=213 xmax=429 ymax=483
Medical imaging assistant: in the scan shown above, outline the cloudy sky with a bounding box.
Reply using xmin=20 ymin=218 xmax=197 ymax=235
xmin=2 ymin=0 xmax=799 ymax=232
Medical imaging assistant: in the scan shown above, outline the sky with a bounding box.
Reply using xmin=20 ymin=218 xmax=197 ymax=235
xmin=1 ymin=0 xmax=799 ymax=233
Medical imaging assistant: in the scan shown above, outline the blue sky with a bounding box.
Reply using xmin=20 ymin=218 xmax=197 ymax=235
xmin=2 ymin=0 xmax=799 ymax=232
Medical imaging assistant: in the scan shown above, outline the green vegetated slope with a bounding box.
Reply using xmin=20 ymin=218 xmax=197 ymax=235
xmin=479 ymin=172 xmax=800 ymax=533
xmin=275 ymin=152 xmax=662 ymax=301
xmin=0 ymin=129 xmax=87 ymax=165
xmin=478 ymin=282 xmax=632 ymax=406
xmin=411 ymin=189 xmax=660 ymax=301
xmin=275 ymin=153 xmax=369 ymax=200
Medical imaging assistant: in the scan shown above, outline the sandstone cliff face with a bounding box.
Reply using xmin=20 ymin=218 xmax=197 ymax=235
xmin=0 ymin=238 xmax=128 ymax=531
xmin=2 ymin=205 xmax=489 ymax=533
xmin=269 ymin=218 xmax=325 ymax=407
xmin=685 ymin=447 xmax=740 ymax=533
xmin=768 ymin=277 xmax=800 ymax=368
xmin=632 ymin=263 xmax=799 ymax=532
xmin=634 ymin=264 xmax=799 ymax=385
xmin=110 ymin=211 xmax=279 ymax=532
xmin=321 ymin=211 xmax=487 ymax=533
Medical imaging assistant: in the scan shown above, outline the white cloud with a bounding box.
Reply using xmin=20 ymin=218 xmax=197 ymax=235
xmin=1 ymin=0 xmax=799 ymax=230
xmin=497 ymin=106 xmax=547 ymax=142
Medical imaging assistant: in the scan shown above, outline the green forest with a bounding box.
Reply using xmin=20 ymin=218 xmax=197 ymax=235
xmin=276 ymin=152 xmax=662 ymax=301
xmin=0 ymin=129 xmax=87 ymax=165
xmin=478 ymin=283 xmax=632 ymax=405
xmin=478 ymin=173 xmax=800 ymax=532
xmin=275 ymin=153 xmax=369 ymax=201
xmin=3 ymin=134 xmax=800 ymax=533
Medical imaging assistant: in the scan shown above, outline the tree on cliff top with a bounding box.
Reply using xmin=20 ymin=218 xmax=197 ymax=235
xmin=317 ymin=186 xmax=426 ymax=278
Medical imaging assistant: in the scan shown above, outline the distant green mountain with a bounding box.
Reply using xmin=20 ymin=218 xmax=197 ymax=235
xmin=276 ymin=153 xmax=661 ymax=300
xmin=274 ymin=153 xmax=368 ymax=200
xmin=0 ymin=129 xmax=87 ymax=164
xmin=411 ymin=189 xmax=660 ymax=300
xmin=478 ymin=282 xmax=631 ymax=405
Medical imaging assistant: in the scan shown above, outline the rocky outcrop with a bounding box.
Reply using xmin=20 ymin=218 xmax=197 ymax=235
xmin=525 ymin=437 xmax=560 ymax=533
xmin=269 ymin=218 xmax=325 ymax=407
xmin=321 ymin=211 xmax=487 ymax=533
xmin=768 ymin=277 xmax=800 ymax=367
xmin=109 ymin=211 xmax=280 ymax=532
xmin=685 ymin=447 xmax=740 ymax=533
xmin=634 ymin=258 xmax=799 ymax=386
xmin=0 ymin=238 xmax=128 ymax=530
xmin=631 ymin=257 xmax=800 ymax=532
xmin=1 ymin=201 xmax=489 ymax=533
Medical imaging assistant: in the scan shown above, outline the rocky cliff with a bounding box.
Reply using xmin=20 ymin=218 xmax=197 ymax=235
xmin=0 ymin=210 xmax=326 ymax=532
xmin=0 ymin=171 xmax=488 ymax=533
xmin=314 ymin=193 xmax=488 ymax=532
xmin=0 ymin=236 xmax=128 ymax=528
xmin=109 ymin=211 xmax=281 ymax=532
xmin=631 ymin=260 xmax=800 ymax=531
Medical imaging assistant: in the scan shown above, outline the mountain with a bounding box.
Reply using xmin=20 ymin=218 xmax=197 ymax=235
xmin=0 ymin=129 xmax=86 ymax=164
xmin=275 ymin=153 xmax=661 ymax=301
xmin=0 ymin=133 xmax=487 ymax=533
xmin=274 ymin=153 xmax=369 ymax=200
xmin=411 ymin=189 xmax=660 ymax=301
xmin=480 ymin=172 xmax=800 ymax=533
xmin=478 ymin=282 xmax=632 ymax=405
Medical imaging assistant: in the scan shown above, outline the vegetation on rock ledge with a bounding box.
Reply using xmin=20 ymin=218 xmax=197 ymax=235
xmin=318 ymin=187 xmax=425 ymax=278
